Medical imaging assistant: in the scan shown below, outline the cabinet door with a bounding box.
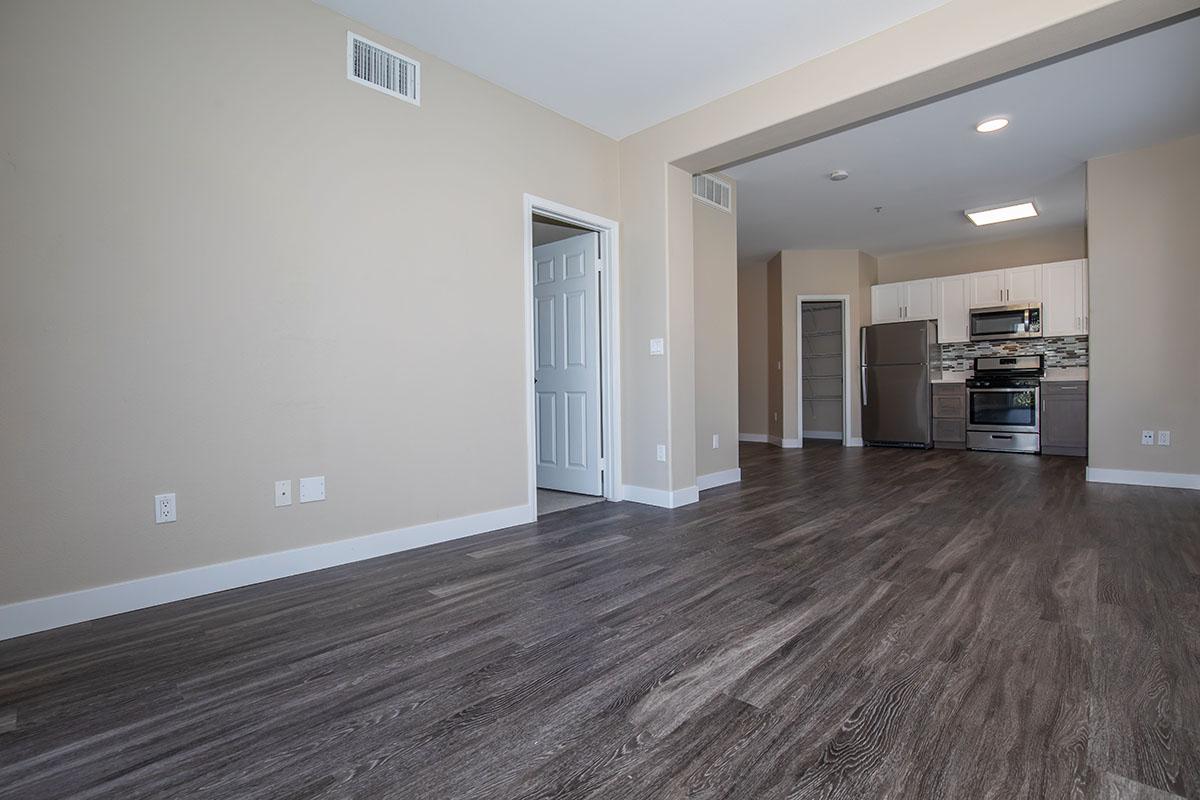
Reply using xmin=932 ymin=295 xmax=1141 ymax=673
xmin=1042 ymin=394 xmax=1088 ymax=450
xmin=1081 ymin=259 xmax=1089 ymax=334
xmin=871 ymin=283 xmax=903 ymax=323
xmin=936 ymin=275 xmax=969 ymax=343
xmin=1005 ymin=264 xmax=1042 ymax=304
xmin=904 ymin=279 xmax=937 ymax=321
xmin=970 ymin=270 xmax=1005 ymax=307
xmin=1042 ymin=260 xmax=1084 ymax=336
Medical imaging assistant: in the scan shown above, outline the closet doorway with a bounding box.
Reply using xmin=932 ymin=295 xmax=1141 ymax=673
xmin=797 ymin=295 xmax=851 ymax=446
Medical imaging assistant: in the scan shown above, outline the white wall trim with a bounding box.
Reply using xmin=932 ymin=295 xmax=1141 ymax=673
xmin=524 ymin=194 xmax=622 ymax=510
xmin=0 ymin=503 xmax=536 ymax=642
xmin=696 ymin=468 xmax=742 ymax=491
xmin=796 ymin=294 xmax=853 ymax=448
xmin=1086 ymin=467 xmax=1200 ymax=490
xmin=622 ymin=484 xmax=700 ymax=509
xmin=803 ymin=430 xmax=843 ymax=440
xmin=767 ymin=435 xmax=802 ymax=448
xmin=739 ymin=433 xmax=769 ymax=443
xmin=847 ymin=437 xmax=864 ymax=447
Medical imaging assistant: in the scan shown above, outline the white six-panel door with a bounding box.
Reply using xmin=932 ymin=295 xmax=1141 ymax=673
xmin=533 ymin=233 xmax=602 ymax=496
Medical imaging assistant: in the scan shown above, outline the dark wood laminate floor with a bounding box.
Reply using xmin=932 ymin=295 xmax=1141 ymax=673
xmin=2 ymin=443 xmax=1199 ymax=799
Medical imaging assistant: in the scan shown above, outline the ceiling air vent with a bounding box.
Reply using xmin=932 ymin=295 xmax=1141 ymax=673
xmin=347 ymin=32 xmax=420 ymax=105
xmin=693 ymin=174 xmax=732 ymax=212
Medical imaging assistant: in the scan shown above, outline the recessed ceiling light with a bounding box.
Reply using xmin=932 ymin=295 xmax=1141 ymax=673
xmin=829 ymin=170 xmax=850 ymax=181
xmin=976 ymin=117 xmax=1009 ymax=133
xmin=965 ymin=201 xmax=1038 ymax=226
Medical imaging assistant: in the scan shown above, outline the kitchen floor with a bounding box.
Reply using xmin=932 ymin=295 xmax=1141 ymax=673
xmin=2 ymin=444 xmax=1197 ymax=799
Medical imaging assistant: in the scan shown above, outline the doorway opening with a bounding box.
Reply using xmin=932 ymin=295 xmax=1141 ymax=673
xmin=796 ymin=295 xmax=852 ymax=447
xmin=524 ymin=196 xmax=622 ymax=518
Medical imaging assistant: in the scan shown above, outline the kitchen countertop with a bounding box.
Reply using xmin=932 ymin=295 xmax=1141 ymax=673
xmin=932 ymin=367 xmax=1089 ymax=383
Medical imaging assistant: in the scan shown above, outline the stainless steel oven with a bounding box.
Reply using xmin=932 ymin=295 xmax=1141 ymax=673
xmin=969 ymin=303 xmax=1041 ymax=342
xmin=966 ymin=356 xmax=1042 ymax=454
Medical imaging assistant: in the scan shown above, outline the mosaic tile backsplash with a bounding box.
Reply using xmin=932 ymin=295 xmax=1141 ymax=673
xmin=940 ymin=336 xmax=1088 ymax=373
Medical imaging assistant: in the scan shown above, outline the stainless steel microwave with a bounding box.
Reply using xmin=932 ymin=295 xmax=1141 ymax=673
xmin=969 ymin=303 xmax=1042 ymax=341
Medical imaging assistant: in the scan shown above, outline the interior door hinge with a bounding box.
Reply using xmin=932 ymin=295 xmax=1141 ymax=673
xmin=599 ymin=457 xmax=607 ymax=471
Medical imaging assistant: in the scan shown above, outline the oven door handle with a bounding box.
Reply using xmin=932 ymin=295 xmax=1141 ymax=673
xmin=968 ymin=387 xmax=1037 ymax=393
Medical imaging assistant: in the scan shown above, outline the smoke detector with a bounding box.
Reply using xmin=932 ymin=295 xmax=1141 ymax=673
xmin=829 ymin=170 xmax=850 ymax=182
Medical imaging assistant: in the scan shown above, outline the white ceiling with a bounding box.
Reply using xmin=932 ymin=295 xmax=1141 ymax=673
xmin=316 ymin=0 xmax=950 ymax=139
xmin=727 ymin=16 xmax=1200 ymax=261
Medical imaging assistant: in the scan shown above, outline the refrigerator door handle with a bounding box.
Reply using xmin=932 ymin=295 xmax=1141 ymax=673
xmin=860 ymin=327 xmax=867 ymax=367
xmin=861 ymin=366 xmax=868 ymax=406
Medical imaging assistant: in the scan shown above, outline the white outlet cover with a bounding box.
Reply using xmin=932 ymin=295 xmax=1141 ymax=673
xmin=155 ymin=493 xmax=176 ymax=524
xmin=1141 ymin=430 xmax=1155 ymax=445
xmin=299 ymin=476 xmax=326 ymax=503
xmin=649 ymin=338 xmax=664 ymax=356
xmin=275 ymin=479 xmax=292 ymax=507
xmin=712 ymin=434 xmax=720 ymax=449
xmin=656 ymin=444 xmax=667 ymax=462
xmin=1157 ymin=430 xmax=1171 ymax=446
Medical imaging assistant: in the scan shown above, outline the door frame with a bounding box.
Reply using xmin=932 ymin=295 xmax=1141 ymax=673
xmin=524 ymin=194 xmax=622 ymax=513
xmin=796 ymin=294 xmax=852 ymax=447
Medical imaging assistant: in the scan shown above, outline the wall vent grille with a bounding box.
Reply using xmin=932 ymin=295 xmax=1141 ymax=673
xmin=692 ymin=174 xmax=732 ymax=212
xmin=347 ymin=32 xmax=420 ymax=105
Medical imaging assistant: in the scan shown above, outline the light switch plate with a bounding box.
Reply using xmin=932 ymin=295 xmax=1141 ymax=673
xmin=275 ymin=480 xmax=292 ymax=507
xmin=1141 ymin=430 xmax=1155 ymax=445
xmin=656 ymin=444 xmax=667 ymax=462
xmin=649 ymin=338 xmax=664 ymax=356
xmin=155 ymin=493 xmax=176 ymax=524
xmin=1157 ymin=430 xmax=1171 ymax=446
xmin=299 ymin=476 xmax=325 ymax=503
xmin=712 ymin=434 xmax=719 ymax=449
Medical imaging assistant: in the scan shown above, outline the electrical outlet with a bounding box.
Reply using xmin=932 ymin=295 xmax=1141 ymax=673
xmin=656 ymin=445 xmax=667 ymax=462
xmin=155 ymin=493 xmax=176 ymax=524
xmin=649 ymin=338 xmax=664 ymax=356
xmin=712 ymin=434 xmax=720 ymax=449
xmin=1141 ymin=430 xmax=1155 ymax=446
xmin=274 ymin=480 xmax=292 ymax=507
xmin=1157 ymin=430 xmax=1171 ymax=446
xmin=299 ymin=475 xmax=325 ymax=503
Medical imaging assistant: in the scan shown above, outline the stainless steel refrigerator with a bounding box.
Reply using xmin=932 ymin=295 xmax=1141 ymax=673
xmin=860 ymin=320 xmax=939 ymax=448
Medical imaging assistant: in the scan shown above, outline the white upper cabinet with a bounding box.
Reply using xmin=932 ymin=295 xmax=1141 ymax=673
xmin=1005 ymin=264 xmax=1042 ymax=304
xmin=936 ymin=275 xmax=970 ymax=343
xmin=874 ymin=259 xmax=1086 ymax=340
xmin=970 ymin=265 xmax=1042 ymax=306
xmin=904 ymin=279 xmax=937 ymax=321
xmin=871 ymin=282 xmax=903 ymax=323
xmin=1041 ymin=259 xmax=1088 ymax=336
xmin=970 ymin=270 xmax=1006 ymax=307
xmin=871 ymin=279 xmax=937 ymax=324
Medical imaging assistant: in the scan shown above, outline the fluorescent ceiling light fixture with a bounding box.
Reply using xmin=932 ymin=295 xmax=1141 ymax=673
xmin=965 ymin=201 xmax=1038 ymax=226
xmin=975 ymin=117 xmax=1009 ymax=133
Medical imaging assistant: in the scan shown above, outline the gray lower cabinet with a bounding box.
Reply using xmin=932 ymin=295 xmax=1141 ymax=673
xmin=1041 ymin=381 xmax=1088 ymax=456
xmin=931 ymin=383 xmax=966 ymax=449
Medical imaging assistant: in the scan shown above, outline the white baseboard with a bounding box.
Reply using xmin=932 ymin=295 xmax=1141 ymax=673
xmin=1086 ymin=467 xmax=1200 ymax=490
xmin=847 ymin=437 xmax=864 ymax=447
xmin=738 ymin=433 xmax=769 ymax=443
xmin=622 ymin=484 xmax=700 ymax=509
xmin=0 ymin=503 xmax=535 ymax=642
xmin=696 ymin=468 xmax=742 ymax=491
xmin=766 ymin=435 xmax=802 ymax=449
xmin=802 ymin=430 xmax=842 ymax=440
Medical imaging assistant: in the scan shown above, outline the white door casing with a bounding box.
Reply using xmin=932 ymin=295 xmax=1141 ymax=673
xmin=533 ymin=233 xmax=602 ymax=495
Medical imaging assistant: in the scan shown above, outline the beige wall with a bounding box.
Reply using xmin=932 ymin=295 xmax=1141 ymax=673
xmin=737 ymin=263 xmax=769 ymax=436
xmin=693 ymin=181 xmax=739 ymax=478
xmin=767 ymin=255 xmax=784 ymax=440
xmin=874 ymin=227 xmax=1088 ymax=283
xmin=0 ymin=0 xmax=619 ymax=604
xmin=1087 ymin=134 xmax=1200 ymax=478
xmin=776 ymin=251 xmax=876 ymax=442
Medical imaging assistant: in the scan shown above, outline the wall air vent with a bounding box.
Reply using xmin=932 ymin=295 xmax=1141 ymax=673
xmin=347 ymin=32 xmax=420 ymax=105
xmin=692 ymin=173 xmax=732 ymax=212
